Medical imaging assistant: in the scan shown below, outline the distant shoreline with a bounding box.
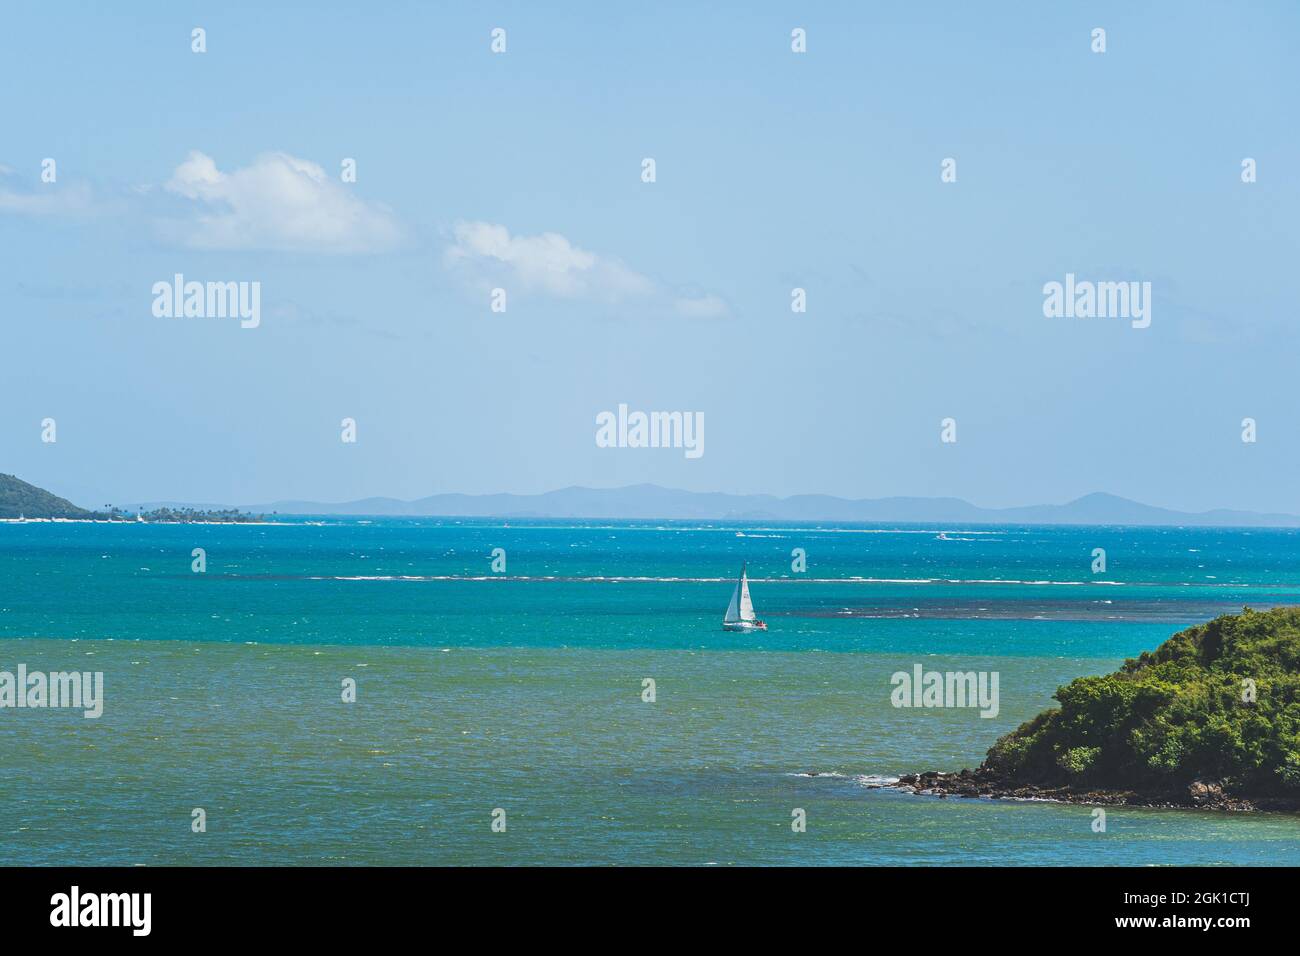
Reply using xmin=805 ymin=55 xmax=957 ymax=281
xmin=0 ymin=517 xmax=285 ymax=526
xmin=122 ymin=487 xmax=1300 ymax=528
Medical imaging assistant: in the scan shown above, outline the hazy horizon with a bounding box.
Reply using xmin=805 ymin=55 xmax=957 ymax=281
xmin=37 ymin=476 xmax=1300 ymax=525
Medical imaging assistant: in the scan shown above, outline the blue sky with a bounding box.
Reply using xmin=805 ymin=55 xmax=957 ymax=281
xmin=2 ymin=1 xmax=1298 ymax=511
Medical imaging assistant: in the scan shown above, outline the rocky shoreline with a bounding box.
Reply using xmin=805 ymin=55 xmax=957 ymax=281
xmin=876 ymin=768 xmax=1300 ymax=813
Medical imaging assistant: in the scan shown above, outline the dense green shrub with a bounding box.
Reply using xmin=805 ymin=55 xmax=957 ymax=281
xmin=985 ymin=607 xmax=1300 ymax=796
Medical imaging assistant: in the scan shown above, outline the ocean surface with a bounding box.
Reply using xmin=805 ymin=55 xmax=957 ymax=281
xmin=2 ymin=518 xmax=1299 ymax=865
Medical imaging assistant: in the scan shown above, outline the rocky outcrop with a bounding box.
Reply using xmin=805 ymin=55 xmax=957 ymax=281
xmin=879 ymin=769 xmax=1296 ymax=812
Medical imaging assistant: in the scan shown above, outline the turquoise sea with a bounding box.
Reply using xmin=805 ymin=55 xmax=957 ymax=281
xmin=2 ymin=518 xmax=1299 ymax=865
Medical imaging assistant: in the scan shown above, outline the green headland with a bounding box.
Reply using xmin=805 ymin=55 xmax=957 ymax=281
xmin=898 ymin=607 xmax=1300 ymax=811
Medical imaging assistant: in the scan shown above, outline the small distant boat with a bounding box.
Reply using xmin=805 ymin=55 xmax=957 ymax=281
xmin=722 ymin=563 xmax=767 ymax=631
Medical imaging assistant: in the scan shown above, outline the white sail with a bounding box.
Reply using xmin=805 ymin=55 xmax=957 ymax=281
xmin=738 ymin=569 xmax=755 ymax=622
xmin=724 ymin=578 xmax=741 ymax=623
xmin=722 ymin=564 xmax=764 ymax=630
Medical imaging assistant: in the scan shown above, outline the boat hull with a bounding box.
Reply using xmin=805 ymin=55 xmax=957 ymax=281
xmin=722 ymin=620 xmax=767 ymax=632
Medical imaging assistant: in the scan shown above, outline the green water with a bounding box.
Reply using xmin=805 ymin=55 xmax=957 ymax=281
xmin=2 ymin=519 xmax=1299 ymax=864
xmin=1 ymin=640 xmax=1296 ymax=865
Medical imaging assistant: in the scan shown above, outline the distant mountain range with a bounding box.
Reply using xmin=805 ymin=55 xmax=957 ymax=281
xmin=124 ymin=483 xmax=1300 ymax=527
xmin=6 ymin=471 xmax=1297 ymax=526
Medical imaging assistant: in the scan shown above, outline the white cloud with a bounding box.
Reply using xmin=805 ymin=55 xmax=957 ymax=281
xmin=0 ymin=179 xmax=97 ymax=217
xmin=674 ymin=294 xmax=729 ymax=319
xmin=445 ymin=221 xmax=654 ymax=299
xmin=160 ymin=151 xmax=402 ymax=253
xmin=445 ymin=220 xmax=728 ymax=316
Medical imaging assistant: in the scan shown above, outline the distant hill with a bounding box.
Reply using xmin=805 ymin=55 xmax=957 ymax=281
xmin=132 ymin=483 xmax=1300 ymax=527
xmin=0 ymin=473 xmax=92 ymax=519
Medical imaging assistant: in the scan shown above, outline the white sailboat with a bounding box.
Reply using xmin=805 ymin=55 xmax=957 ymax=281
xmin=722 ymin=563 xmax=767 ymax=631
